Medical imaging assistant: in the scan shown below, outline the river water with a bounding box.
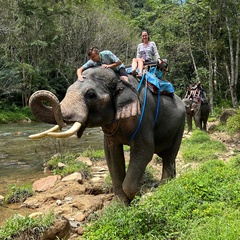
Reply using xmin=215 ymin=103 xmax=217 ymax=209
xmin=0 ymin=122 xmax=104 ymax=195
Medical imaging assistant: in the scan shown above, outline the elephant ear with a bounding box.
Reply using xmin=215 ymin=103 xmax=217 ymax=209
xmin=114 ymin=80 xmax=141 ymax=120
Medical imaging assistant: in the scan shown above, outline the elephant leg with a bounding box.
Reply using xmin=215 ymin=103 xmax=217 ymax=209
xmin=123 ymin=141 xmax=154 ymax=200
xmin=202 ymin=117 xmax=208 ymax=131
xmin=202 ymin=106 xmax=210 ymax=132
xmin=194 ymin=116 xmax=201 ymax=130
xmin=203 ymin=120 xmax=207 ymax=131
xmin=186 ymin=114 xmax=193 ymax=132
xmin=104 ymin=137 xmax=130 ymax=204
xmin=158 ymin=124 xmax=184 ymax=181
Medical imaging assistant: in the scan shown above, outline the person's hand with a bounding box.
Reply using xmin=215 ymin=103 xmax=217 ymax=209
xmin=102 ymin=64 xmax=109 ymax=69
xmin=158 ymin=59 xmax=162 ymax=65
xmin=78 ymin=75 xmax=85 ymax=81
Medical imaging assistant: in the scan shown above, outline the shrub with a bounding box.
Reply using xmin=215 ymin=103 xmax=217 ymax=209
xmin=46 ymin=153 xmax=91 ymax=178
xmin=5 ymin=184 xmax=33 ymax=204
xmin=0 ymin=212 xmax=55 ymax=239
xmin=81 ymin=147 xmax=105 ymax=161
xmin=226 ymin=110 xmax=240 ymax=133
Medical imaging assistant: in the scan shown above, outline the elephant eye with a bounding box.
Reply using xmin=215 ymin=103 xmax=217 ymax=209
xmin=85 ymin=90 xmax=97 ymax=100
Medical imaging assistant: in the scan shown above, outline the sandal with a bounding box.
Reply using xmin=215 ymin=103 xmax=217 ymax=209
xmin=137 ymin=73 xmax=143 ymax=78
xmin=132 ymin=70 xmax=137 ymax=77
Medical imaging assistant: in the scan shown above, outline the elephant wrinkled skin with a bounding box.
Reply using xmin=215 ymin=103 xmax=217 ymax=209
xmin=29 ymin=67 xmax=186 ymax=204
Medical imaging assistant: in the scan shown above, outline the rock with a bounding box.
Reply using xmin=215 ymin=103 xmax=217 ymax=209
xmin=74 ymin=213 xmax=86 ymax=222
xmin=22 ymin=199 xmax=40 ymax=209
xmin=77 ymin=226 xmax=85 ymax=235
xmin=91 ymin=166 xmax=107 ymax=172
xmin=62 ymin=172 xmax=83 ymax=183
xmin=71 ymin=195 xmax=104 ymax=212
xmin=0 ymin=195 xmax=4 ymax=203
xmin=58 ymin=162 xmax=67 ymax=168
xmin=64 ymin=196 xmax=73 ymax=203
xmin=56 ymin=199 xmax=62 ymax=206
xmin=220 ymin=109 xmax=236 ymax=125
xmin=68 ymin=218 xmax=81 ymax=228
xmin=76 ymin=156 xmax=93 ymax=166
xmin=33 ymin=175 xmax=61 ymax=192
xmin=29 ymin=212 xmax=44 ymax=218
xmin=208 ymin=124 xmax=217 ymax=133
xmin=90 ymin=176 xmax=102 ymax=183
xmin=40 ymin=218 xmax=71 ymax=240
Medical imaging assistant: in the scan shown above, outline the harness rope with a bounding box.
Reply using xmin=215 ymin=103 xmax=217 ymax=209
xmin=128 ymin=73 xmax=161 ymax=144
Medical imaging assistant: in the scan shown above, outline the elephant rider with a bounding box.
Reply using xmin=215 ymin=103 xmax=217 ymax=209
xmin=186 ymin=82 xmax=207 ymax=101
xmin=131 ymin=30 xmax=162 ymax=78
xmin=77 ymin=47 xmax=129 ymax=82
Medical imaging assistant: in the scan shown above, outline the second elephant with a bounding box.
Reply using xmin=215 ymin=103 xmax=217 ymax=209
xmin=182 ymin=97 xmax=210 ymax=133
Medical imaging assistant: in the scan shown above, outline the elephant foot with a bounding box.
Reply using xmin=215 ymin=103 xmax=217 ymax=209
xmin=113 ymin=195 xmax=131 ymax=206
xmin=159 ymin=178 xmax=172 ymax=185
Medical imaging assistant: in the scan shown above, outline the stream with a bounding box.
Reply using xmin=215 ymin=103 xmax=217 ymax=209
xmin=0 ymin=122 xmax=104 ymax=195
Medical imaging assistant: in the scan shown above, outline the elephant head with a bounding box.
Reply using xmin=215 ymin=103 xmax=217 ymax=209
xmin=29 ymin=67 xmax=186 ymax=204
xmin=29 ymin=67 xmax=140 ymax=139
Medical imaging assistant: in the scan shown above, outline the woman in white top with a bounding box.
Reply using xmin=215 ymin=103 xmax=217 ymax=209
xmin=131 ymin=30 xmax=162 ymax=77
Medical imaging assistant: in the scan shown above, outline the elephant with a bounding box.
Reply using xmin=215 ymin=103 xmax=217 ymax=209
xmin=182 ymin=96 xmax=210 ymax=133
xmin=29 ymin=67 xmax=186 ymax=204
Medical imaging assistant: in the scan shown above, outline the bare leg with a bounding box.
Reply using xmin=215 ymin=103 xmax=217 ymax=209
xmin=137 ymin=59 xmax=144 ymax=76
xmin=131 ymin=58 xmax=138 ymax=72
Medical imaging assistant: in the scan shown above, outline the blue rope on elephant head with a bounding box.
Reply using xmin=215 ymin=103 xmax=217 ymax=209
xmin=129 ymin=74 xmax=161 ymax=144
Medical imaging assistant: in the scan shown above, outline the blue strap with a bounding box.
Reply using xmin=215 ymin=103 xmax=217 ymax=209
xmin=154 ymin=90 xmax=161 ymax=124
xmin=137 ymin=74 xmax=145 ymax=91
xmin=129 ymin=74 xmax=161 ymax=144
xmin=129 ymin=74 xmax=147 ymax=144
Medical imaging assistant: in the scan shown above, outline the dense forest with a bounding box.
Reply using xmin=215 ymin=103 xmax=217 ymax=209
xmin=0 ymin=0 xmax=239 ymax=111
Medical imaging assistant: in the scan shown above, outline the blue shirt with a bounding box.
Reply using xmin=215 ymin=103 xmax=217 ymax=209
xmin=82 ymin=50 xmax=125 ymax=71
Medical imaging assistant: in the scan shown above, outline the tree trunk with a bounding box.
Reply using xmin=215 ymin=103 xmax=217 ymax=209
xmin=225 ymin=16 xmax=239 ymax=109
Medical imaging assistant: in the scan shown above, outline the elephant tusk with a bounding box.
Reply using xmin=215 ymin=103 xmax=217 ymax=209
xmin=47 ymin=122 xmax=81 ymax=138
xmin=29 ymin=125 xmax=60 ymax=139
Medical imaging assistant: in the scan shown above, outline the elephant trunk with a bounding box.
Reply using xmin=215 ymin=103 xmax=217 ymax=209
xmin=29 ymin=90 xmax=66 ymax=128
xmin=29 ymin=90 xmax=83 ymax=139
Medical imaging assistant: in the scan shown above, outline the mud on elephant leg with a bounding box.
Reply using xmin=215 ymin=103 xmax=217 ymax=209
xmin=104 ymin=138 xmax=130 ymax=204
xmin=161 ymin=155 xmax=176 ymax=182
xmin=159 ymin=126 xmax=184 ymax=182
xmin=122 ymin=147 xmax=154 ymax=200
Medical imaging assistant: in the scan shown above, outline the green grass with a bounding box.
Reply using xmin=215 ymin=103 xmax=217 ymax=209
xmin=4 ymin=184 xmax=33 ymax=204
xmin=81 ymin=147 xmax=105 ymax=161
xmin=46 ymin=153 xmax=91 ymax=178
xmin=83 ymin=159 xmax=240 ymax=239
xmin=181 ymin=130 xmax=226 ymax=162
xmin=82 ymin=131 xmax=240 ymax=239
xmin=0 ymin=212 xmax=55 ymax=239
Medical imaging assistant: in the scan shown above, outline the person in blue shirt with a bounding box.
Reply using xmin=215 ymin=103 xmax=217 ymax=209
xmin=77 ymin=47 xmax=128 ymax=82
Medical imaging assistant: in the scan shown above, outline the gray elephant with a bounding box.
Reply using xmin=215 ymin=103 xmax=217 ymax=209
xmin=29 ymin=67 xmax=186 ymax=204
xmin=182 ymin=97 xmax=210 ymax=133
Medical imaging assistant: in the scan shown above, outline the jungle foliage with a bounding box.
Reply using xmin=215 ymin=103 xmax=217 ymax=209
xmin=0 ymin=0 xmax=239 ymax=110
